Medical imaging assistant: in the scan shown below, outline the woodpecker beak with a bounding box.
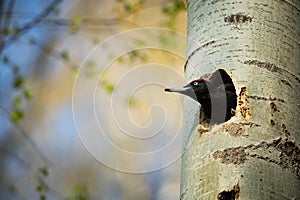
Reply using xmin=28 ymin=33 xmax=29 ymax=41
xmin=164 ymin=84 xmax=192 ymax=94
xmin=165 ymin=84 xmax=197 ymax=101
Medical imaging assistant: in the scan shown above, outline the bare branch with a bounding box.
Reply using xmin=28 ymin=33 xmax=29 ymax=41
xmin=0 ymin=145 xmax=32 ymax=170
xmin=2 ymin=0 xmax=15 ymax=30
xmin=0 ymin=0 xmax=16 ymax=49
xmin=0 ymin=0 xmax=63 ymax=53
xmin=45 ymin=18 xmax=120 ymax=27
xmin=0 ymin=106 xmax=53 ymax=167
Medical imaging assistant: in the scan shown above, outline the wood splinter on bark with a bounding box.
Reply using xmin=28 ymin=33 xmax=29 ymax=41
xmin=238 ymin=87 xmax=251 ymax=121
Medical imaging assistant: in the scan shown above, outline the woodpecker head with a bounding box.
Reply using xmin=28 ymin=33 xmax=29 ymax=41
xmin=164 ymin=78 xmax=211 ymax=103
xmin=164 ymin=69 xmax=237 ymax=124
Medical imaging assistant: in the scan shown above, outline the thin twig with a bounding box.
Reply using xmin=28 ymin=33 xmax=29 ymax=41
xmin=44 ymin=18 xmax=120 ymax=27
xmin=0 ymin=0 xmax=16 ymax=50
xmin=0 ymin=106 xmax=53 ymax=167
xmin=0 ymin=1 xmax=6 ymax=32
xmin=0 ymin=146 xmax=32 ymax=170
xmin=0 ymin=0 xmax=63 ymax=53
xmin=2 ymin=0 xmax=16 ymax=31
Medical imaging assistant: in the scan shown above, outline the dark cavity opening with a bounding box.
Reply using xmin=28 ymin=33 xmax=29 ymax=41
xmin=217 ymin=183 xmax=240 ymax=200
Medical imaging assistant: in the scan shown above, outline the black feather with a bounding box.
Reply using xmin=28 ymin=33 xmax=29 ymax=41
xmin=165 ymin=69 xmax=237 ymax=124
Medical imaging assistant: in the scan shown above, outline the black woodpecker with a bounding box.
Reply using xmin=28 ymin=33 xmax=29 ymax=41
xmin=165 ymin=69 xmax=237 ymax=124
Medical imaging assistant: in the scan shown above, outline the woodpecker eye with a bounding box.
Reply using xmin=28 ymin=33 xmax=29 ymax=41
xmin=193 ymin=82 xmax=199 ymax=86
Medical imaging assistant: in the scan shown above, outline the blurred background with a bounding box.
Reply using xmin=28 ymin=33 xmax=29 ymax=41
xmin=0 ymin=0 xmax=187 ymax=199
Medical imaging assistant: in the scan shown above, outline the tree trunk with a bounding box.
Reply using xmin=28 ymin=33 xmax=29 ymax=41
xmin=180 ymin=0 xmax=300 ymax=199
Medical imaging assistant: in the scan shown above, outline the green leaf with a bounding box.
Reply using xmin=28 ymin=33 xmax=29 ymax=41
xmin=162 ymin=7 xmax=172 ymax=15
xmin=11 ymin=110 xmax=24 ymax=123
xmin=123 ymin=3 xmax=133 ymax=12
xmin=86 ymin=60 xmax=95 ymax=68
xmin=72 ymin=67 xmax=79 ymax=75
xmin=85 ymin=61 xmax=97 ymax=77
xmin=72 ymin=16 xmax=83 ymax=26
xmin=159 ymin=35 xmax=169 ymax=46
xmin=13 ymin=66 xmax=19 ymax=75
xmin=13 ymin=96 xmax=21 ymax=107
xmin=159 ymin=33 xmax=177 ymax=47
xmin=129 ymin=50 xmax=138 ymax=62
xmin=161 ymin=0 xmax=186 ymax=29
xmin=40 ymin=194 xmax=46 ymax=200
xmin=69 ymin=16 xmax=83 ymax=33
xmin=117 ymin=56 xmax=124 ymax=63
xmin=13 ymin=76 xmax=26 ymax=89
xmin=39 ymin=167 xmax=49 ymax=177
xmin=92 ymin=36 xmax=100 ymax=45
xmin=128 ymin=96 xmax=137 ymax=107
xmin=103 ymin=81 xmax=115 ymax=94
xmin=73 ymin=185 xmax=89 ymax=200
xmin=60 ymin=50 xmax=70 ymax=62
xmin=65 ymin=185 xmax=90 ymax=200
xmin=135 ymin=39 xmax=145 ymax=47
xmin=36 ymin=184 xmax=43 ymax=192
xmin=24 ymin=88 xmax=33 ymax=99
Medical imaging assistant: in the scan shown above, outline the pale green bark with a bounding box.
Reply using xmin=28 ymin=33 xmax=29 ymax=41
xmin=181 ymin=0 xmax=300 ymax=199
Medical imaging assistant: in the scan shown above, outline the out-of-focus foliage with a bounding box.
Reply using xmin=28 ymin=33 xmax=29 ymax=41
xmin=69 ymin=16 xmax=83 ymax=34
xmin=162 ymin=0 xmax=187 ymax=28
xmin=36 ymin=167 xmax=49 ymax=200
xmin=65 ymin=185 xmax=90 ymax=200
xmin=0 ymin=0 xmax=186 ymax=199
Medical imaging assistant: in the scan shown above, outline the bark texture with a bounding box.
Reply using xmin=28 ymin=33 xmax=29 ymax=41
xmin=181 ymin=0 xmax=300 ymax=199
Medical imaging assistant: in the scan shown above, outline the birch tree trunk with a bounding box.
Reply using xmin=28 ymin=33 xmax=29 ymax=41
xmin=181 ymin=0 xmax=300 ymax=199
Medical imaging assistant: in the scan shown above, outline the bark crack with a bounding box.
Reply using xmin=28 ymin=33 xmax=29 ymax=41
xmin=247 ymin=95 xmax=285 ymax=103
xmin=224 ymin=13 xmax=252 ymax=24
xmin=180 ymin=188 xmax=188 ymax=200
xmin=281 ymin=123 xmax=290 ymax=137
xmin=270 ymin=102 xmax=280 ymax=126
xmin=281 ymin=0 xmax=300 ymax=13
xmin=184 ymin=40 xmax=215 ymax=71
xmin=280 ymin=79 xmax=292 ymax=88
xmin=243 ymin=59 xmax=300 ymax=84
xmin=211 ymin=138 xmax=300 ymax=177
